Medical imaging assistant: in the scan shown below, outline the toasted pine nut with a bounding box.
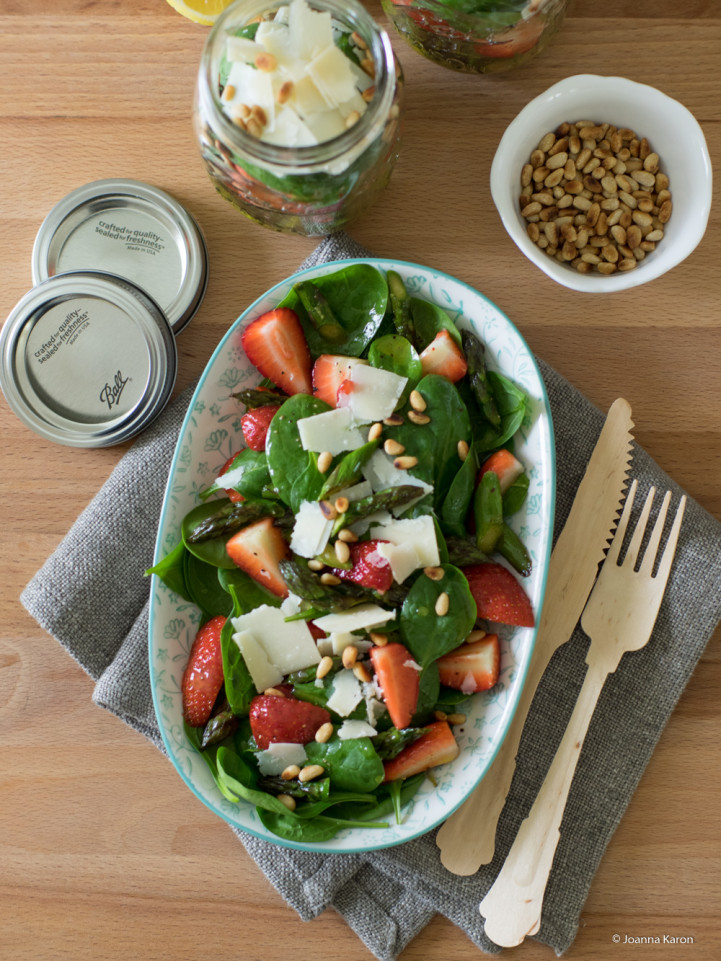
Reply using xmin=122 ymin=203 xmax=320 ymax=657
xmin=408 ymin=410 xmax=431 ymax=425
xmin=457 ymin=440 xmax=469 ymax=461
xmin=383 ymin=413 xmax=404 ymax=426
xmin=360 ymin=57 xmax=375 ymax=77
xmin=255 ymin=52 xmax=277 ymax=71
xmin=369 ymin=631 xmax=388 ymax=646
xmin=334 ymin=539 xmax=351 ymax=564
xmin=394 ymin=455 xmax=418 ymax=470
xmin=308 ymin=558 xmax=325 ymax=571
xmin=384 ymin=438 xmax=405 ymax=456
xmin=345 ymin=110 xmax=360 ymax=129
xmin=246 ymin=118 xmax=263 ymax=138
xmin=466 ymin=628 xmax=486 ymax=643
xmin=250 ymin=104 xmax=267 ymax=126
xmin=361 ymin=85 xmax=375 ymax=103
xmin=341 ymin=645 xmax=358 ymax=669
xmin=351 ymin=30 xmax=368 ymax=49
xmin=337 ymin=528 xmax=359 ymax=543
xmin=434 ymin=710 xmax=448 ymax=721
xmin=320 ymin=573 xmax=341 ymax=585
xmin=317 ymin=451 xmax=333 ymax=473
xmin=447 ymin=713 xmax=467 ymax=725
xmin=409 ymin=389 xmax=427 ymax=412
xmin=316 ymin=655 xmax=333 ymax=679
xmin=315 ymin=722 xmax=334 ymax=743
xmin=282 ymin=764 xmax=301 ymax=780
xmin=237 ymin=103 xmax=251 ymax=120
xmin=298 ymin=764 xmax=325 ymax=782
xmin=435 ymin=592 xmax=450 ymax=616
xmin=223 ymin=84 xmax=236 ymax=101
xmin=424 ymin=566 xmax=445 ymax=581
xmin=264 ymin=687 xmax=285 ymax=697
xmin=277 ymin=794 xmax=296 ymax=811
xmin=368 ymin=422 xmax=383 ymax=441
xmin=277 ymin=80 xmax=294 ymax=104
xmin=319 ymin=499 xmax=337 ymax=520
xmin=353 ymin=662 xmax=371 ymax=683
xmin=334 ymin=496 xmax=349 ymax=514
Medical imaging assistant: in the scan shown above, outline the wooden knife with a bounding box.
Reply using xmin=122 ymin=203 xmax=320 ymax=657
xmin=436 ymin=398 xmax=634 ymax=875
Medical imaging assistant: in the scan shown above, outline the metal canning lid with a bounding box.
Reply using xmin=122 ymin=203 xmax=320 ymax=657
xmin=31 ymin=179 xmax=208 ymax=336
xmin=0 ymin=271 xmax=177 ymax=448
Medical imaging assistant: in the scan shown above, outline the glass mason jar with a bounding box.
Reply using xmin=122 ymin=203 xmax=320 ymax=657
xmin=381 ymin=0 xmax=570 ymax=74
xmin=194 ymin=0 xmax=404 ymax=236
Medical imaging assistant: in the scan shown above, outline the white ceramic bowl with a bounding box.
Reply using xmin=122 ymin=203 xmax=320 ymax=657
xmin=490 ymin=74 xmax=712 ymax=293
xmin=148 ymin=258 xmax=556 ymax=852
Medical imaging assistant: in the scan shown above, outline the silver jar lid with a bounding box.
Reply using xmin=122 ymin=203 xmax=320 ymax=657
xmin=0 ymin=271 xmax=177 ymax=448
xmin=31 ymin=179 xmax=208 ymax=336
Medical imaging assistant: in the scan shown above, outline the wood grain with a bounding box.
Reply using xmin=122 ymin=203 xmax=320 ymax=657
xmin=1 ymin=1 xmax=719 ymax=959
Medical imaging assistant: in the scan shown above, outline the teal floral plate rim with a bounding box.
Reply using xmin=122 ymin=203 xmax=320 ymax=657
xmin=148 ymin=258 xmax=556 ymax=853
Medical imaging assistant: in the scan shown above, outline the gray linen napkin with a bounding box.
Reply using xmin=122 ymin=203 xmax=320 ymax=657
xmin=21 ymin=235 xmax=721 ymax=960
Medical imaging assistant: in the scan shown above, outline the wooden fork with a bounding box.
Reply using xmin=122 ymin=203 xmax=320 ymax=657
xmin=479 ymin=480 xmax=686 ymax=947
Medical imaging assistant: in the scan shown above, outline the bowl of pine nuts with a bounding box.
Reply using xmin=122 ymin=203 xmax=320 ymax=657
xmin=490 ymin=74 xmax=712 ymax=292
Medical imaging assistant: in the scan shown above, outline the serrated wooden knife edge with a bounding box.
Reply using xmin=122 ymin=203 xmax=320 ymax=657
xmin=535 ymin=397 xmax=634 ymax=654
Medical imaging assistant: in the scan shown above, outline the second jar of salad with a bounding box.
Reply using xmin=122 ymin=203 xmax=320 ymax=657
xmin=381 ymin=0 xmax=570 ymax=74
xmin=194 ymin=0 xmax=404 ymax=236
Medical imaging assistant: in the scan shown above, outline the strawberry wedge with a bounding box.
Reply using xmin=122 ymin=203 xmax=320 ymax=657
xmin=437 ymin=635 xmax=500 ymax=694
xmin=241 ymin=308 xmax=312 ymax=396
xmin=478 ymin=449 xmax=525 ymax=494
xmin=249 ymin=694 xmax=332 ymax=750
xmin=182 ymin=615 xmax=227 ymax=727
xmin=241 ymin=404 xmax=280 ymax=451
xmin=369 ymin=642 xmax=420 ymax=730
xmin=226 ymin=516 xmax=289 ymax=597
xmin=462 ymin=562 xmax=535 ymax=627
xmin=383 ymin=720 xmax=459 ymax=782
xmin=312 ymin=354 xmax=367 ymax=407
xmin=419 ymin=330 xmax=468 ymax=382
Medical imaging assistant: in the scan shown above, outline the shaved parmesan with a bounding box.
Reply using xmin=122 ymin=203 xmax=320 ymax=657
xmin=233 ymin=630 xmax=284 ymax=693
xmin=369 ymin=515 xmax=440 ymax=569
xmin=312 ymin=604 xmax=396 ymax=635
xmin=256 ymin=742 xmax=307 ymax=775
xmin=288 ymin=0 xmax=333 ymax=60
xmin=232 ymin=605 xmax=320 ymax=675
xmin=290 ymin=499 xmax=333 ymax=557
xmin=326 ymin=669 xmax=363 ymax=717
xmin=337 ymin=720 xmax=378 ymax=740
xmin=375 ymin=540 xmax=423 ymax=584
xmin=346 ymin=365 xmax=407 ymax=423
xmin=297 ymin=406 xmax=365 ymax=455
xmin=307 ymin=43 xmax=358 ymax=108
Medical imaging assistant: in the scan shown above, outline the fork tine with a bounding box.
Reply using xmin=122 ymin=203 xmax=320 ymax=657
xmin=639 ymin=490 xmax=671 ymax=576
xmin=623 ymin=486 xmax=656 ymax=568
xmin=605 ymin=478 xmax=637 ymax=566
xmin=653 ymin=495 xmax=687 ymax=584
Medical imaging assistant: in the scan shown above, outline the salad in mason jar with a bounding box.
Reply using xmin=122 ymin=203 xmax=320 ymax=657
xmin=149 ymin=262 xmax=538 ymax=843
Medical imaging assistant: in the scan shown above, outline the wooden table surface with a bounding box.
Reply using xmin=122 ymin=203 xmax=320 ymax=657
xmin=1 ymin=1 xmax=719 ymax=959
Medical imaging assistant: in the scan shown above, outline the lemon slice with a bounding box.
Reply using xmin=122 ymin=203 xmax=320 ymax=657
xmin=165 ymin=0 xmax=236 ymax=26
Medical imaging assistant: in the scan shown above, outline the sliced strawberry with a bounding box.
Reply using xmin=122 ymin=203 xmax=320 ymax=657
xmin=219 ymin=452 xmax=246 ymax=503
xmin=437 ymin=635 xmax=500 ymax=694
xmin=462 ymin=563 xmax=535 ymax=628
xmin=307 ymin=622 xmax=328 ymax=642
xmin=312 ymin=354 xmax=367 ymax=407
xmin=241 ymin=403 xmax=280 ymax=452
xmin=369 ymin=642 xmax=420 ymax=730
xmin=181 ymin=615 xmax=226 ymax=727
xmin=249 ymin=694 xmax=332 ymax=750
xmin=383 ymin=720 xmax=459 ymax=782
xmin=225 ymin=516 xmax=289 ymax=597
xmin=241 ymin=308 xmax=312 ymax=396
xmin=333 ymin=539 xmax=393 ymax=593
xmin=419 ymin=330 xmax=468 ymax=382
xmin=478 ymin=449 xmax=525 ymax=495
xmin=473 ymin=16 xmax=544 ymax=59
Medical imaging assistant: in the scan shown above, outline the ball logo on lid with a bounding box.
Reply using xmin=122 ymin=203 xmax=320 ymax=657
xmin=99 ymin=370 xmax=130 ymax=411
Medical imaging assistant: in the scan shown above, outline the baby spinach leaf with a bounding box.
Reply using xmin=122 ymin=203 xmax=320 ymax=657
xmin=319 ymin=439 xmax=378 ymax=499
xmin=200 ymin=448 xmax=272 ymax=502
xmin=184 ymin=723 xmax=240 ymax=803
xmin=146 ymin=540 xmax=192 ymax=602
xmin=412 ymin=661 xmax=440 ymax=724
xmin=331 ymin=773 xmax=425 ymax=823
xmin=400 ymin=565 xmax=477 ymax=667
xmin=216 ymin=747 xmax=295 ymax=815
xmin=218 ymin=567 xmax=282 ymax=612
xmin=220 ymin=587 xmax=256 ymax=715
xmin=305 ymin=736 xmax=385 ymax=793
xmin=257 ymin=808 xmax=387 ymax=842
xmin=290 ymin=451 xmax=326 ymax=510
xmin=440 ymin=442 xmax=478 ymax=538
xmin=266 ymin=393 xmax=330 ymax=508
xmin=367 ymin=334 xmax=422 ymax=404
xmin=503 ymin=472 xmax=530 ymax=516
xmin=278 ymin=264 xmax=388 ymax=358
xmin=474 ymin=371 xmax=528 ymax=452
xmin=183 ymin=552 xmax=233 ymax=618
xmin=410 ymin=298 xmax=463 ymax=352
xmin=181 ymin=500 xmax=241 ymax=569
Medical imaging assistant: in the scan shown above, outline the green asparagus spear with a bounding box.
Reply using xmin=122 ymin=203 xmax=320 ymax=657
xmin=331 ymin=484 xmax=425 ymax=535
xmin=258 ymin=776 xmax=331 ymax=800
xmin=444 ymin=535 xmax=489 ymax=567
xmin=201 ymin=706 xmax=239 ymax=749
xmin=461 ymin=329 xmax=501 ymax=429
xmin=185 ymin=499 xmax=287 ymax=543
xmin=294 ymin=280 xmax=348 ymax=344
xmin=232 ymin=386 xmax=287 ymax=408
xmin=473 ymin=471 xmax=504 ymax=554
xmin=373 ymin=726 xmax=428 ymax=761
xmin=386 ymin=270 xmax=416 ymax=346
xmin=496 ymin=523 xmax=532 ymax=577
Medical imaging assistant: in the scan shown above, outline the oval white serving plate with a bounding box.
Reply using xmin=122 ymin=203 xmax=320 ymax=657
xmin=148 ymin=258 xmax=556 ymax=852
